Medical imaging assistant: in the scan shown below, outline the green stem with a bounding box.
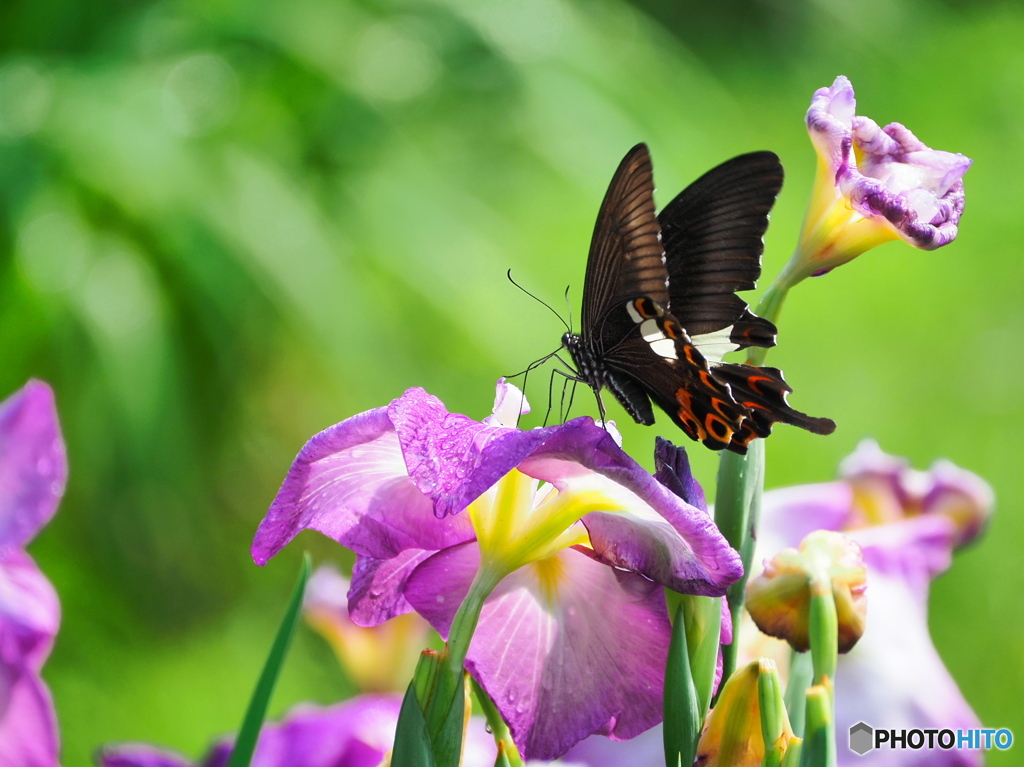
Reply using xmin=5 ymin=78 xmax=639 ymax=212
xmin=798 ymin=686 xmax=836 ymax=767
xmin=715 ymin=439 xmax=764 ymax=687
xmin=809 ymin=584 xmax=838 ymax=689
xmin=784 ymin=650 xmax=813 ymax=738
xmin=426 ymin=568 xmax=502 ymax=734
xmin=716 ymin=256 xmax=800 ymax=688
xmin=747 ymin=272 xmax=794 ymax=366
xmin=471 ymin=678 xmax=524 ymax=766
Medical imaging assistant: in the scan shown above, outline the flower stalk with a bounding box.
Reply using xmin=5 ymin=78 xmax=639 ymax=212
xmin=715 ymin=439 xmax=765 ymax=685
xmin=798 ymin=685 xmax=836 ymax=767
xmin=425 ymin=567 xmax=502 ymax=737
xmin=808 ymin=578 xmax=839 ymax=688
xmin=472 ymin=678 xmax=524 ymax=767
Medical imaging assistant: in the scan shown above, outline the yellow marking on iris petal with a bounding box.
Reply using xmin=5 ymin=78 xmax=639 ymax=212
xmin=531 ymin=556 xmax=569 ymax=606
xmin=470 ymin=469 xmax=622 ymax=577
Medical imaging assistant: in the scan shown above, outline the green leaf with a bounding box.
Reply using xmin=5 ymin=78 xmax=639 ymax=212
xmin=664 ymin=603 xmax=702 ymax=767
xmin=393 ymin=682 xmax=437 ymax=767
xmin=413 ymin=649 xmax=442 ymax=710
xmin=430 ymin=671 xmax=467 ymax=767
xmin=758 ymin=659 xmax=790 ymax=767
xmin=226 ymin=553 xmax=311 ymax=767
xmin=681 ymin=594 xmax=722 ymax=719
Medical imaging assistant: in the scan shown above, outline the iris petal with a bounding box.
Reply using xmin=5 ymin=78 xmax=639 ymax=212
xmin=405 ymin=543 xmax=670 ymax=761
xmin=0 ymin=380 xmax=66 ymax=550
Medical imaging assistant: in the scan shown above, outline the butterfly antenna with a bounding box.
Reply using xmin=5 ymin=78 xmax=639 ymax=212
xmin=564 ymin=284 xmax=573 ymax=334
xmin=507 ymin=269 xmax=571 ymax=333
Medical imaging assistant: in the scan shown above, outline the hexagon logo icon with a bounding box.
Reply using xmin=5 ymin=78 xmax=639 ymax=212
xmin=849 ymin=722 xmax=874 ymax=755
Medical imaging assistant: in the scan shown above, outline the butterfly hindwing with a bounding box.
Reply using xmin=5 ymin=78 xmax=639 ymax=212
xmin=710 ymin=363 xmax=836 ymax=449
xmin=601 ymin=301 xmax=750 ymax=451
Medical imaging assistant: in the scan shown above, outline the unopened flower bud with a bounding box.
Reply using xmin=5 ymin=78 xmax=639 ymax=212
xmin=746 ymin=531 xmax=867 ymax=653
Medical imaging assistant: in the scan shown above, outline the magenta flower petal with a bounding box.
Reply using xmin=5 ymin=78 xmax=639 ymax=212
xmin=807 ymin=75 xmax=971 ymax=251
xmin=102 ymin=696 xmax=405 ymax=767
xmin=518 ymin=425 xmax=743 ymax=595
xmin=387 ymin=387 xmax=566 ymax=519
xmin=346 ymin=548 xmax=436 ymax=626
xmin=755 ymin=441 xmax=992 ymax=766
xmin=0 ymin=380 xmax=66 ymax=550
xmin=405 ymin=543 xmax=670 ymax=761
xmin=0 ymin=550 xmax=61 ymax=671
xmin=758 ymin=481 xmax=854 ymax=560
xmin=0 ymin=664 xmax=60 ymax=767
xmin=834 ymin=573 xmax=982 ymax=767
xmin=98 ymin=746 xmax=191 ymax=767
xmin=563 ymin=724 xmax=664 ymax=767
xmin=921 ymin=459 xmax=994 ymax=547
xmin=252 ymin=405 xmax=474 ymax=564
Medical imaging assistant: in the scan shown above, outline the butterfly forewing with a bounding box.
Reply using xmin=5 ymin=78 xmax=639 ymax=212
xmin=581 ymin=143 xmax=669 ymax=338
xmin=659 ymin=152 xmax=783 ymax=362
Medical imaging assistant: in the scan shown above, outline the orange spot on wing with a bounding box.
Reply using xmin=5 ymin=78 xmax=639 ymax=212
xmin=704 ymin=413 xmax=734 ymax=445
xmin=746 ymin=375 xmax=774 ymax=394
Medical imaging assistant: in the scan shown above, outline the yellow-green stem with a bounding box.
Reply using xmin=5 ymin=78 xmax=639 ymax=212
xmin=426 ymin=567 xmax=502 ymax=735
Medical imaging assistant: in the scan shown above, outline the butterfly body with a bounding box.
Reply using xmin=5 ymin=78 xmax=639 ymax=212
xmin=563 ymin=144 xmax=835 ymax=454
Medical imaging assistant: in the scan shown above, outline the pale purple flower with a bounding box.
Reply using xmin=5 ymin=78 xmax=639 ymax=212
xmin=99 ymin=695 xmax=492 ymax=767
xmin=0 ymin=380 xmax=66 ymax=767
xmin=303 ymin=564 xmax=431 ymax=692
xmin=753 ymin=439 xmax=991 ymax=766
xmin=252 ymin=382 xmax=742 ymax=760
xmin=787 ymin=75 xmax=971 ymax=282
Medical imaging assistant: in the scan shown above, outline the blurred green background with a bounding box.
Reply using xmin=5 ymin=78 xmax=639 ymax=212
xmin=1 ymin=0 xmax=1021 ymax=762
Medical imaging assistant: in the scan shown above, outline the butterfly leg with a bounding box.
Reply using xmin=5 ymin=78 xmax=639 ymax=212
xmin=564 ymin=378 xmax=579 ymax=422
xmin=593 ymin=387 xmax=607 ymax=426
xmin=543 ymin=366 xmax=561 ymax=427
xmin=558 ymin=370 xmax=574 ymax=422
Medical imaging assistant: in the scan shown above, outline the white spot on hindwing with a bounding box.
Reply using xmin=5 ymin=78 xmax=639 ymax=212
xmin=690 ymin=326 xmax=739 ymax=366
xmin=640 ymin=318 xmax=677 ymax=360
xmin=626 ymin=301 xmax=643 ymax=324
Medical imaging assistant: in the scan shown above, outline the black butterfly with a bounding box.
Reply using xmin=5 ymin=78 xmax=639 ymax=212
xmin=561 ymin=143 xmax=835 ymax=454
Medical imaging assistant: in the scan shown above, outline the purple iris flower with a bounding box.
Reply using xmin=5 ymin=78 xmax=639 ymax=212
xmin=0 ymin=380 xmax=66 ymax=767
xmin=99 ymin=693 xmax=665 ymax=767
xmin=754 ymin=440 xmax=991 ymax=767
xmin=252 ymin=381 xmax=741 ymax=760
xmin=789 ymin=75 xmax=971 ymax=281
xmin=99 ymin=695 xmax=500 ymax=767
